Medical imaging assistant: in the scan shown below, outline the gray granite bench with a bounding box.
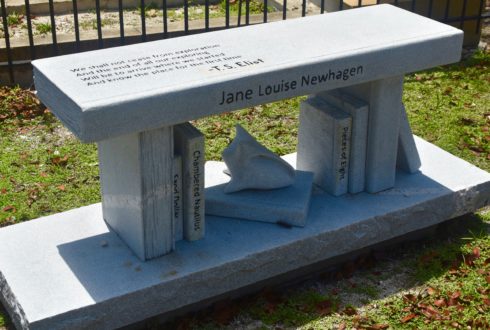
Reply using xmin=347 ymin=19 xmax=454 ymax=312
xmin=32 ymin=4 xmax=463 ymax=261
xmin=4 ymin=5 xmax=490 ymax=330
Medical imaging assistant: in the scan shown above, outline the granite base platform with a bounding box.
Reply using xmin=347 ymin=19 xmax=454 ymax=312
xmin=1 ymin=136 xmax=490 ymax=330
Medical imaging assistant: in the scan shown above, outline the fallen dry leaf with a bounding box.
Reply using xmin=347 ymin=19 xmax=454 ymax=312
xmin=427 ymin=287 xmax=437 ymax=295
xmin=2 ymin=205 xmax=16 ymax=212
xmin=434 ymin=298 xmax=447 ymax=307
xmin=473 ymin=247 xmax=481 ymax=259
xmin=343 ymin=306 xmax=357 ymax=316
xmin=367 ymin=324 xmax=388 ymax=330
xmin=50 ymin=155 xmax=69 ymax=166
xmin=401 ymin=313 xmax=417 ymax=323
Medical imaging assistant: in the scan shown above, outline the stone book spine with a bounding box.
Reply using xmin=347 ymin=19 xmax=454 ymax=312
xmin=297 ymin=96 xmax=352 ymax=196
xmin=317 ymin=90 xmax=368 ymax=194
xmin=174 ymin=123 xmax=205 ymax=241
xmin=173 ymin=155 xmax=184 ymax=242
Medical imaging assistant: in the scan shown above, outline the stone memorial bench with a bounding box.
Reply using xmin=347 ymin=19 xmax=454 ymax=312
xmin=3 ymin=4 xmax=489 ymax=330
xmin=32 ymin=4 xmax=462 ymax=261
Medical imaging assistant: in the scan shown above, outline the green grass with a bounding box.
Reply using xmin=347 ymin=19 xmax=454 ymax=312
xmin=0 ymin=51 xmax=489 ymax=328
xmin=35 ymin=22 xmax=51 ymax=35
xmin=80 ymin=17 xmax=118 ymax=30
xmin=6 ymin=12 xmax=23 ymax=27
xmin=0 ymin=87 xmax=100 ymax=226
xmin=403 ymin=51 xmax=490 ymax=171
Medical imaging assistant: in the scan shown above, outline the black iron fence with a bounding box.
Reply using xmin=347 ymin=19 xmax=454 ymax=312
xmin=1 ymin=0 xmax=488 ymax=86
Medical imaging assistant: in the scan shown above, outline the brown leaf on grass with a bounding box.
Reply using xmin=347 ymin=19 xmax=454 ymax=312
xmin=343 ymin=306 xmax=357 ymax=316
xmin=486 ymin=276 xmax=490 ymax=284
xmin=2 ymin=205 xmax=16 ymax=212
xmin=447 ymin=291 xmax=462 ymax=306
xmin=420 ymin=309 xmax=434 ymax=319
xmin=483 ymin=298 xmax=490 ymax=306
xmin=401 ymin=313 xmax=417 ymax=323
xmin=427 ymin=287 xmax=437 ymax=295
xmin=50 ymin=155 xmax=69 ymax=166
xmin=434 ymin=299 xmax=447 ymax=307
xmin=484 ymin=257 xmax=490 ymax=266
xmin=473 ymin=247 xmax=481 ymax=259
xmin=477 ymin=288 xmax=489 ymax=295
xmin=0 ymin=188 xmax=6 ymax=194
xmin=461 ymin=117 xmax=476 ymax=125
xmin=403 ymin=294 xmax=417 ymax=303
xmin=338 ymin=322 xmax=346 ymax=330
xmin=367 ymin=324 xmax=389 ymax=330
xmin=57 ymin=185 xmax=66 ymax=191
xmin=424 ymin=305 xmax=440 ymax=318
xmin=316 ymin=299 xmax=333 ymax=316
xmin=443 ymin=87 xmax=453 ymax=95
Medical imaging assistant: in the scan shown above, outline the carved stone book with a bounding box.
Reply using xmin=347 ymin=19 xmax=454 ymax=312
xmin=173 ymin=155 xmax=183 ymax=242
xmin=174 ymin=123 xmax=205 ymax=241
xmin=317 ymin=90 xmax=368 ymax=194
xmin=297 ymin=96 xmax=352 ymax=196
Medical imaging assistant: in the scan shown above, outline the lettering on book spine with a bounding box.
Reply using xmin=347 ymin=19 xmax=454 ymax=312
xmin=339 ymin=126 xmax=350 ymax=181
xmin=192 ymin=150 xmax=202 ymax=232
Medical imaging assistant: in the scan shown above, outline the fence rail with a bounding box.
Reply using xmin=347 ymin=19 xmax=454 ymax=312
xmin=1 ymin=0 xmax=488 ymax=86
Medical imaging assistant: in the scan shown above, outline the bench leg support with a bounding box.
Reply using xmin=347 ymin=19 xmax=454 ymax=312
xmin=341 ymin=76 xmax=404 ymax=193
xmin=98 ymin=126 xmax=174 ymax=261
xmin=397 ymin=104 xmax=422 ymax=173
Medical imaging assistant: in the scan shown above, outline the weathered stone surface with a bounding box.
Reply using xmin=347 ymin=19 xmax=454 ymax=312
xmin=205 ymin=161 xmax=312 ymax=226
xmin=1 ymin=137 xmax=489 ymax=330
xmin=222 ymin=125 xmax=296 ymax=193
xmin=98 ymin=126 xmax=174 ymax=260
xmin=32 ymin=5 xmax=462 ymax=142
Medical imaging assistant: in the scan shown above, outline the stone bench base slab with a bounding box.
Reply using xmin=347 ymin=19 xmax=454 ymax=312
xmin=1 ymin=136 xmax=489 ymax=330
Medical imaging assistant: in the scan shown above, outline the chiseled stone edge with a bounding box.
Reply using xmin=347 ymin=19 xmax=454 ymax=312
xmin=0 ymin=271 xmax=29 ymax=329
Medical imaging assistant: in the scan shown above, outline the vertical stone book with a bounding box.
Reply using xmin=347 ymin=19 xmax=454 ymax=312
xmin=173 ymin=155 xmax=183 ymax=242
xmin=297 ymin=96 xmax=352 ymax=196
xmin=317 ymin=90 xmax=368 ymax=194
xmin=174 ymin=123 xmax=205 ymax=241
